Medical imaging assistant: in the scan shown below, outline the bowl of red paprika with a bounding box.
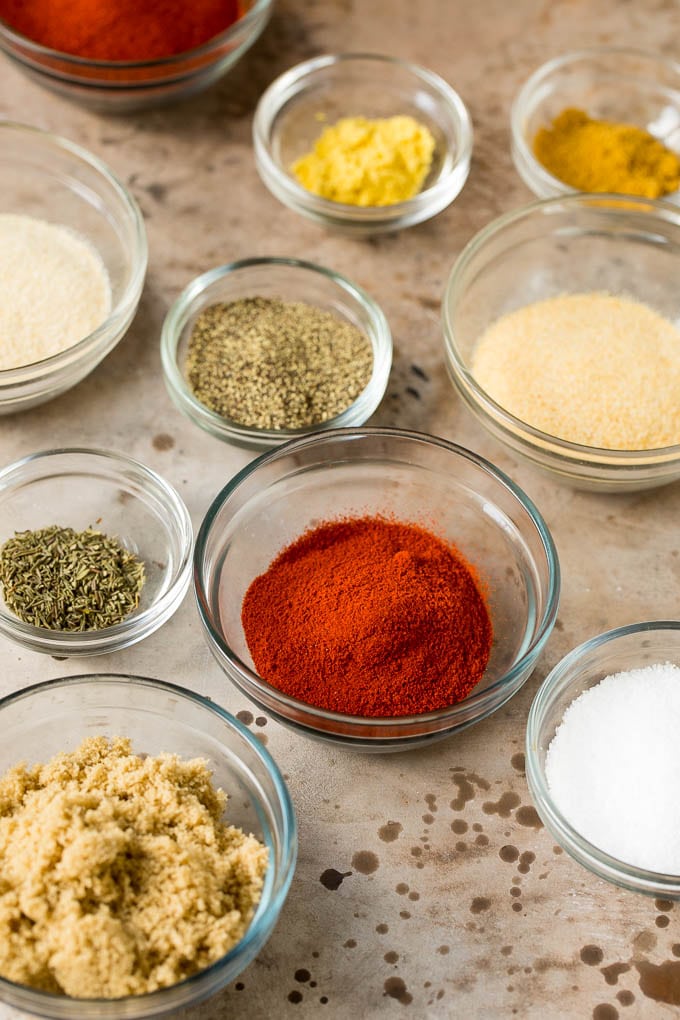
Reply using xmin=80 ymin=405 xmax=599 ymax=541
xmin=194 ymin=428 xmax=560 ymax=751
xmin=0 ymin=0 xmax=272 ymax=110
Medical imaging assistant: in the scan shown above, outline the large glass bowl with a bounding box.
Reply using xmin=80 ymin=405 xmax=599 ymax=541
xmin=0 ymin=0 xmax=272 ymax=111
xmin=442 ymin=192 xmax=680 ymax=491
xmin=253 ymin=53 xmax=473 ymax=236
xmin=511 ymin=47 xmax=680 ymax=202
xmin=0 ymin=122 xmax=147 ymax=413
xmin=526 ymin=621 xmax=680 ymax=899
xmin=0 ymin=448 xmax=192 ymax=656
xmin=194 ymin=427 xmax=560 ymax=752
xmin=0 ymin=673 xmax=296 ymax=1018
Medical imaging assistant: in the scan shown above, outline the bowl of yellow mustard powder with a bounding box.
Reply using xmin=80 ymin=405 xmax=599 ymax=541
xmin=0 ymin=674 xmax=296 ymax=1018
xmin=253 ymin=53 xmax=472 ymax=235
xmin=511 ymin=47 xmax=680 ymax=202
xmin=442 ymin=193 xmax=680 ymax=492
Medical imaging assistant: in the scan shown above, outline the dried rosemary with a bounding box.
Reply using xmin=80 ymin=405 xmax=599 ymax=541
xmin=0 ymin=525 xmax=145 ymax=631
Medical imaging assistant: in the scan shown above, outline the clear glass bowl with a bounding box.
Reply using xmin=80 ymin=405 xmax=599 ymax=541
xmin=442 ymin=192 xmax=680 ymax=491
xmin=0 ymin=449 xmax=192 ymax=655
xmin=0 ymin=122 xmax=147 ymax=414
xmin=0 ymin=0 xmax=272 ymax=111
xmin=253 ymin=53 xmax=473 ymax=236
xmin=511 ymin=47 xmax=680 ymax=201
xmin=194 ymin=427 xmax=560 ymax=752
xmin=526 ymin=621 xmax=680 ymax=899
xmin=160 ymin=257 xmax=393 ymax=450
xmin=0 ymin=673 xmax=296 ymax=1017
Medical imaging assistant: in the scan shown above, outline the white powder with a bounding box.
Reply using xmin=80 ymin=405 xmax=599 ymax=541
xmin=545 ymin=662 xmax=680 ymax=873
xmin=0 ymin=214 xmax=112 ymax=371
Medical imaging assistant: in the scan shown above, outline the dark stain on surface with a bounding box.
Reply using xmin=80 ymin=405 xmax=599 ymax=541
xmin=379 ymin=821 xmax=403 ymax=843
xmin=516 ymin=806 xmax=544 ymax=829
xmin=146 ymin=182 xmax=167 ymax=202
xmin=399 ymin=910 xmax=411 ymax=919
xmin=352 ymin=850 xmax=379 ymax=874
xmin=344 ymin=939 xmax=356 ymax=949
xmin=295 ymin=969 xmax=311 ymax=982
xmin=236 ymin=710 xmax=254 ymax=725
xmin=451 ymin=819 xmax=468 ymax=835
xmin=501 ymin=946 xmax=513 ymax=956
xmin=616 ymin=990 xmax=634 ymax=1006
xmin=656 ymin=915 xmax=670 ymax=928
xmin=655 ymin=899 xmax=673 ymax=912
xmin=592 ymin=1006 xmax=618 ymax=1020
xmin=408 ymin=891 xmax=420 ymax=901
xmin=288 ymin=990 xmax=303 ymax=1004
xmin=673 ymin=945 xmax=680 ymax=957
xmin=450 ymin=772 xmax=489 ymax=810
xmin=423 ymin=813 xmax=435 ymax=824
xmin=510 ymin=752 xmax=525 ymax=773
xmin=255 ymin=716 xmax=267 ymax=727
xmin=152 ymin=432 xmax=174 ymax=451
xmin=396 ymin=883 xmax=409 ymax=895
xmin=512 ymin=902 xmax=523 ymax=912
xmin=499 ymin=845 xmax=519 ymax=863
xmin=385 ymin=950 xmax=399 ymax=964
xmin=411 ymin=363 xmax=429 ymax=381
xmin=581 ymin=946 xmax=604 ymax=966
xmin=483 ymin=792 xmax=521 ymax=817
xmin=437 ymin=945 xmax=450 ymax=955
xmin=384 ymin=976 xmax=413 ymax=1004
xmin=517 ymin=851 xmax=535 ymax=874
xmin=601 ymin=963 xmax=630 ymax=986
xmin=475 ymin=833 xmax=489 ymax=846
xmin=320 ymin=868 xmax=351 ymax=890
xmin=636 ymin=959 xmax=680 ymax=1004
xmin=406 ymin=386 xmax=421 ymax=400
xmin=376 ymin=923 xmax=389 ymax=934
xmin=471 ymin=897 xmax=491 ymax=914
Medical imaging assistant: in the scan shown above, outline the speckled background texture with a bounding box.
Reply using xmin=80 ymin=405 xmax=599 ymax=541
xmin=1 ymin=1 xmax=680 ymax=1018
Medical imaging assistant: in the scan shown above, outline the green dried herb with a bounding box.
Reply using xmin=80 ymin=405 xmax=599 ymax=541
xmin=185 ymin=296 xmax=374 ymax=430
xmin=0 ymin=525 xmax=146 ymax=631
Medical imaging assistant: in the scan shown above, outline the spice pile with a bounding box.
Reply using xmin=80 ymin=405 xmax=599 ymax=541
xmin=291 ymin=115 xmax=436 ymax=206
xmin=0 ymin=214 xmax=111 ymax=371
xmin=545 ymin=663 xmax=680 ymax=873
xmin=241 ymin=515 xmax=492 ymax=717
xmin=186 ymin=296 xmax=373 ymax=430
xmin=533 ymin=107 xmax=680 ymax=197
xmin=0 ymin=525 xmax=145 ymax=630
xmin=470 ymin=291 xmax=680 ymax=449
xmin=0 ymin=736 xmax=267 ymax=997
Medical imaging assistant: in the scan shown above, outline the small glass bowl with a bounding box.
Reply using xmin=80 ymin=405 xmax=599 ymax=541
xmin=0 ymin=449 xmax=192 ymax=656
xmin=253 ymin=53 xmax=473 ymax=236
xmin=0 ymin=0 xmax=272 ymax=111
xmin=0 ymin=122 xmax=147 ymax=414
xmin=511 ymin=47 xmax=680 ymax=202
xmin=527 ymin=621 xmax=680 ymax=899
xmin=160 ymin=257 xmax=393 ymax=450
xmin=194 ymin=427 xmax=560 ymax=752
xmin=442 ymin=192 xmax=680 ymax=492
xmin=0 ymin=673 xmax=296 ymax=1017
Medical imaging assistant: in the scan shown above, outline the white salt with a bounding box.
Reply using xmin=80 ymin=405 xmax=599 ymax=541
xmin=545 ymin=662 xmax=680 ymax=874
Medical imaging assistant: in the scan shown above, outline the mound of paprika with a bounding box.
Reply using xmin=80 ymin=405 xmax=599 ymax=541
xmin=241 ymin=515 xmax=493 ymax=718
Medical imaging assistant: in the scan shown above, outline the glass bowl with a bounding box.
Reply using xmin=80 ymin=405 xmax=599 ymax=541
xmin=160 ymin=257 xmax=392 ymax=450
xmin=0 ymin=122 xmax=147 ymax=414
xmin=526 ymin=621 xmax=680 ymax=899
xmin=0 ymin=0 xmax=272 ymax=111
xmin=442 ymin=192 xmax=680 ymax=491
xmin=511 ymin=47 xmax=680 ymax=202
xmin=0 ymin=448 xmax=192 ymax=656
xmin=194 ymin=427 xmax=560 ymax=752
xmin=0 ymin=673 xmax=296 ymax=1017
xmin=511 ymin=47 xmax=680 ymax=201
xmin=253 ymin=53 xmax=473 ymax=236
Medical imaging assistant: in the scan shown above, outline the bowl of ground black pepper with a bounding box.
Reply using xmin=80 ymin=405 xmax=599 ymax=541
xmin=0 ymin=449 xmax=192 ymax=655
xmin=194 ymin=428 xmax=560 ymax=751
xmin=161 ymin=257 xmax=392 ymax=449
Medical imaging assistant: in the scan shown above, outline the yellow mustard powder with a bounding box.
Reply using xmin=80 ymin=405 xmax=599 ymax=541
xmin=470 ymin=292 xmax=680 ymax=450
xmin=291 ymin=115 xmax=436 ymax=206
xmin=0 ymin=736 xmax=268 ymax=998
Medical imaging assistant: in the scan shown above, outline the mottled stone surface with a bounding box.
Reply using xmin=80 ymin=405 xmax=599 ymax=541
xmin=1 ymin=1 xmax=680 ymax=1017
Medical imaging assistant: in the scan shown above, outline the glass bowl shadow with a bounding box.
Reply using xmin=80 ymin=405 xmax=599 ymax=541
xmin=442 ymin=192 xmax=680 ymax=491
xmin=0 ymin=449 xmax=193 ymax=655
xmin=526 ymin=621 xmax=680 ymax=899
xmin=0 ymin=122 xmax=147 ymax=414
xmin=194 ymin=427 xmax=560 ymax=752
xmin=253 ymin=53 xmax=473 ymax=236
xmin=0 ymin=0 xmax=272 ymax=111
xmin=160 ymin=257 xmax=392 ymax=451
xmin=511 ymin=47 xmax=680 ymax=202
xmin=0 ymin=673 xmax=296 ymax=1018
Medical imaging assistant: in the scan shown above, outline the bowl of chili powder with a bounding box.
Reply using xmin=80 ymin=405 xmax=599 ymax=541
xmin=0 ymin=0 xmax=272 ymax=110
xmin=195 ymin=428 xmax=560 ymax=751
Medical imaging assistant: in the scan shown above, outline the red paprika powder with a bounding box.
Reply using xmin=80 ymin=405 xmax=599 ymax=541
xmin=0 ymin=0 xmax=241 ymax=62
xmin=241 ymin=516 xmax=493 ymax=718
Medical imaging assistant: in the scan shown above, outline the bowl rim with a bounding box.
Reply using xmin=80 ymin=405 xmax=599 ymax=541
xmin=442 ymin=191 xmax=680 ymax=466
xmin=0 ymin=0 xmax=272 ymax=70
xmin=160 ymin=255 xmax=393 ymax=445
xmin=0 ymin=120 xmax=147 ymax=384
xmin=526 ymin=620 xmax=680 ymax=894
xmin=0 ymin=671 xmax=297 ymax=1010
xmin=252 ymin=51 xmax=473 ymax=222
xmin=0 ymin=447 xmax=193 ymax=650
xmin=194 ymin=425 xmax=561 ymax=730
xmin=510 ymin=45 xmax=680 ymax=200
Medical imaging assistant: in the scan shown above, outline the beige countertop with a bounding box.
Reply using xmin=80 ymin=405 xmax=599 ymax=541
xmin=1 ymin=1 xmax=680 ymax=1017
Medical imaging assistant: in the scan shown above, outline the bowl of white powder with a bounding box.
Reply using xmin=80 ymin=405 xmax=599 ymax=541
xmin=526 ymin=621 xmax=680 ymax=898
xmin=0 ymin=122 xmax=147 ymax=414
